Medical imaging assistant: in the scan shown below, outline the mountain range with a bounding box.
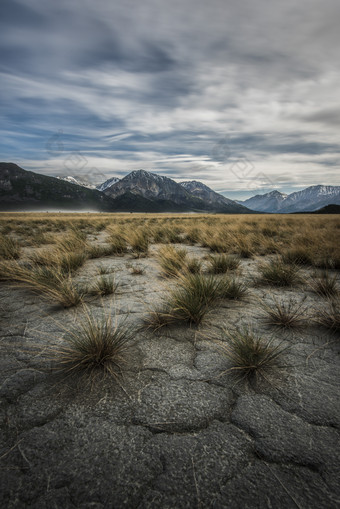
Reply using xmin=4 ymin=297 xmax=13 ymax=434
xmin=0 ymin=162 xmax=338 ymax=213
xmin=0 ymin=163 xmax=249 ymax=213
xmin=238 ymin=186 xmax=340 ymax=213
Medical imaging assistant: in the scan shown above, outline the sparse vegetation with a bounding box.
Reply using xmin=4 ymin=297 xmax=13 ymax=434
xmin=0 ymin=235 xmax=21 ymax=259
xmin=90 ymin=275 xmax=118 ymax=296
xmin=208 ymin=254 xmax=240 ymax=274
xmin=309 ymin=271 xmax=339 ymax=298
xmin=283 ymin=248 xmax=313 ymax=266
xmin=217 ymin=277 xmax=249 ymax=300
xmin=260 ymin=297 xmax=308 ymax=329
xmin=54 ymin=305 xmax=132 ymax=380
xmin=166 ymin=273 xmax=224 ymax=325
xmin=129 ymin=229 xmax=150 ymax=257
xmin=258 ymin=258 xmax=302 ymax=287
xmin=314 ymin=298 xmax=340 ymax=333
xmin=217 ymin=327 xmax=287 ymax=384
xmin=157 ymin=245 xmax=187 ymax=277
xmin=0 ymin=260 xmax=84 ymax=307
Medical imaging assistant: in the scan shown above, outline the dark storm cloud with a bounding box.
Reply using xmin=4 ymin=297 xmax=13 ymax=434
xmin=1 ymin=0 xmax=340 ymax=197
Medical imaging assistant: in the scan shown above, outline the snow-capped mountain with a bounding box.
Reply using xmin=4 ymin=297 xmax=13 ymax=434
xmin=239 ymin=185 xmax=340 ymax=213
xmin=280 ymin=185 xmax=340 ymax=213
xmin=104 ymin=169 xmax=250 ymax=212
xmin=96 ymin=176 xmax=120 ymax=192
xmin=57 ymin=176 xmax=96 ymax=189
xmin=239 ymin=190 xmax=288 ymax=213
xmin=180 ymin=180 xmax=249 ymax=213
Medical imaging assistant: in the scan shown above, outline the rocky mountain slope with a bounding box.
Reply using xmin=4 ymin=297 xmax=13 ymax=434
xmin=104 ymin=170 xmax=249 ymax=213
xmin=0 ymin=163 xmax=116 ymax=211
xmin=96 ymin=176 xmax=120 ymax=192
xmin=239 ymin=185 xmax=340 ymax=213
xmin=180 ymin=180 xmax=249 ymax=213
xmin=57 ymin=175 xmax=96 ymax=189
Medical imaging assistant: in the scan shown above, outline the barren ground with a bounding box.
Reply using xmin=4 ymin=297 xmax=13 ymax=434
xmin=0 ymin=221 xmax=339 ymax=508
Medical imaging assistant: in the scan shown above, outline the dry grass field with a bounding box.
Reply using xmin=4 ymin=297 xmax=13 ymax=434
xmin=0 ymin=212 xmax=339 ymax=508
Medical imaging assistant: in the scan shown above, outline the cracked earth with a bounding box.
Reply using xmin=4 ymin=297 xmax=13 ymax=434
xmin=0 ymin=240 xmax=339 ymax=508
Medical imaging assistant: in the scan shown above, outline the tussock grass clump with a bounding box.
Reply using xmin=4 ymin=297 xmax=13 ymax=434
xmin=90 ymin=276 xmax=118 ymax=296
xmin=142 ymin=306 xmax=176 ymax=332
xmin=167 ymin=273 xmax=223 ymax=325
xmin=97 ymin=264 xmax=115 ymax=275
xmin=0 ymin=261 xmax=84 ymax=307
xmin=54 ymin=305 xmax=132 ymax=380
xmin=309 ymin=271 xmax=339 ymax=298
xmin=30 ymin=249 xmax=87 ymax=274
xmin=208 ymin=254 xmax=240 ymax=274
xmin=0 ymin=235 xmax=21 ymax=259
xmin=282 ymin=248 xmax=314 ymax=266
xmin=29 ymin=231 xmax=55 ymax=246
xmin=107 ymin=227 xmax=128 ymax=254
xmin=217 ymin=327 xmax=287 ymax=384
xmin=234 ymin=237 xmax=254 ymax=258
xmin=86 ymin=244 xmax=116 ymax=259
xmin=202 ymin=234 xmax=228 ymax=253
xmin=157 ymin=245 xmax=187 ymax=277
xmin=186 ymin=257 xmax=202 ymax=274
xmin=217 ymin=277 xmax=249 ymax=300
xmin=258 ymin=258 xmax=302 ymax=287
xmin=60 ymin=251 xmax=87 ymax=273
xmin=129 ymin=229 xmax=150 ymax=257
xmin=261 ymin=297 xmax=308 ymax=329
xmin=58 ymin=230 xmax=87 ymax=252
xmin=314 ymin=299 xmax=340 ymax=333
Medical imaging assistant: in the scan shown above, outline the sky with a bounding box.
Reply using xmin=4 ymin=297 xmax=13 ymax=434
xmin=1 ymin=0 xmax=339 ymax=200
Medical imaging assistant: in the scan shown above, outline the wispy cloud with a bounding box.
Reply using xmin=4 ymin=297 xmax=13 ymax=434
xmin=1 ymin=0 xmax=339 ymax=199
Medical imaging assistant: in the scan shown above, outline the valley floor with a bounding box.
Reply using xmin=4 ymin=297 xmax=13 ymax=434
xmin=0 ymin=214 xmax=339 ymax=508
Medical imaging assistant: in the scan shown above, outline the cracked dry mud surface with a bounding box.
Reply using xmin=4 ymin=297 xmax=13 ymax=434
xmin=0 ymin=243 xmax=339 ymax=508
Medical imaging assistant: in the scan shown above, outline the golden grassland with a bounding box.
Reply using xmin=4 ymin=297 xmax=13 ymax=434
xmin=0 ymin=211 xmax=339 ymax=380
xmin=0 ymin=211 xmax=339 ymax=267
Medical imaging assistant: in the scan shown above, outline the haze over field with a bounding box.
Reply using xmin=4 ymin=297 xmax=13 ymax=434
xmin=1 ymin=0 xmax=340 ymax=200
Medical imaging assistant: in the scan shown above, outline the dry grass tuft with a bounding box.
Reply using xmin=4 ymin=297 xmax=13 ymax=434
xmin=309 ymin=271 xmax=339 ymax=298
xmin=314 ymin=298 xmax=340 ymax=333
xmin=53 ymin=305 xmax=132 ymax=380
xmin=0 ymin=235 xmax=21 ymax=259
xmin=258 ymin=258 xmax=302 ymax=287
xmin=157 ymin=245 xmax=187 ymax=277
xmin=216 ymin=326 xmax=288 ymax=384
xmin=260 ymin=296 xmax=308 ymax=329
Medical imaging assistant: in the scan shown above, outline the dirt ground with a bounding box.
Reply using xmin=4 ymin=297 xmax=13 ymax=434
xmin=0 ymin=228 xmax=339 ymax=508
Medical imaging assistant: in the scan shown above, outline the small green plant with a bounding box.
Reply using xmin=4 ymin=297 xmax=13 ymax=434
xmin=218 ymin=277 xmax=249 ymax=300
xmin=309 ymin=271 xmax=339 ymax=298
xmin=208 ymin=254 xmax=240 ymax=274
xmin=54 ymin=305 xmax=132 ymax=380
xmin=258 ymin=258 xmax=302 ymax=287
xmin=314 ymin=298 xmax=340 ymax=333
xmin=97 ymin=264 xmax=115 ymax=275
xmin=217 ymin=327 xmax=287 ymax=384
xmin=143 ymin=305 xmax=176 ymax=332
xmin=260 ymin=297 xmax=308 ymax=329
xmin=0 ymin=235 xmax=21 ymax=259
xmin=90 ymin=275 xmax=118 ymax=296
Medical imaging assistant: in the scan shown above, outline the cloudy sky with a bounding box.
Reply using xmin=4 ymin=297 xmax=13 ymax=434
xmin=1 ymin=0 xmax=339 ymax=199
